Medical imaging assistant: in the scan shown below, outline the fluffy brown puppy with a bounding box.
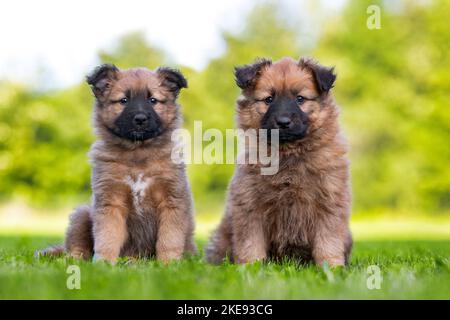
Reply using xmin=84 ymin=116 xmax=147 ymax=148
xmin=205 ymin=57 xmax=352 ymax=266
xmin=37 ymin=64 xmax=196 ymax=263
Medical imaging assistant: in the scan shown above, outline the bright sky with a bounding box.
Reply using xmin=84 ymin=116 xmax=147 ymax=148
xmin=0 ymin=0 xmax=346 ymax=88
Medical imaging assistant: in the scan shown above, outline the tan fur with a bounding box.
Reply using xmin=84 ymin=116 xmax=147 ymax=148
xmin=37 ymin=67 xmax=196 ymax=263
xmin=206 ymin=57 xmax=352 ymax=266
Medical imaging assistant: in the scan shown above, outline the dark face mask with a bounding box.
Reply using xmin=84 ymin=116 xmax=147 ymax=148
xmin=111 ymin=92 xmax=164 ymax=141
xmin=261 ymin=93 xmax=309 ymax=143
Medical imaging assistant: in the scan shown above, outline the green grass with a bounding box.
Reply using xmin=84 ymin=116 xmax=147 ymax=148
xmin=0 ymin=235 xmax=449 ymax=299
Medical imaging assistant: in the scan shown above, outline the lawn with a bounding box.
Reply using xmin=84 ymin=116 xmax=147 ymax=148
xmin=0 ymin=204 xmax=449 ymax=299
xmin=0 ymin=235 xmax=449 ymax=299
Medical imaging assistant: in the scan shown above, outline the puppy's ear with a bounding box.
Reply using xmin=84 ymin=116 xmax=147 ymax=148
xmin=234 ymin=58 xmax=272 ymax=90
xmin=157 ymin=67 xmax=188 ymax=97
xmin=299 ymin=58 xmax=336 ymax=94
xmin=86 ymin=64 xmax=119 ymax=98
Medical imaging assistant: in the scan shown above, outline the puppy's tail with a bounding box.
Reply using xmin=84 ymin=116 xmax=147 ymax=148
xmin=35 ymin=244 xmax=65 ymax=258
xmin=35 ymin=204 xmax=94 ymax=260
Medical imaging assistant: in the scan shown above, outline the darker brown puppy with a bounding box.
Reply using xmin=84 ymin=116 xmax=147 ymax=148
xmin=37 ymin=65 xmax=196 ymax=263
xmin=206 ymin=57 xmax=352 ymax=266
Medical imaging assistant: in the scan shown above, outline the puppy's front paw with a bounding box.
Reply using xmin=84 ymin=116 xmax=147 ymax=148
xmin=156 ymin=249 xmax=183 ymax=264
xmin=234 ymin=252 xmax=267 ymax=264
xmin=93 ymin=252 xmax=118 ymax=264
xmin=315 ymin=256 xmax=345 ymax=267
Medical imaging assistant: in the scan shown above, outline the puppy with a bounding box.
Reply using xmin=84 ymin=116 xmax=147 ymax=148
xmin=38 ymin=64 xmax=196 ymax=263
xmin=206 ymin=57 xmax=352 ymax=266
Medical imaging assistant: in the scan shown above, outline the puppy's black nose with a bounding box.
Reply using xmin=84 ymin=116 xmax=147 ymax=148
xmin=275 ymin=116 xmax=291 ymax=129
xmin=134 ymin=114 xmax=148 ymax=126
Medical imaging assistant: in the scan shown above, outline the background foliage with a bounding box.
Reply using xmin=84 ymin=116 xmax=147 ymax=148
xmin=0 ymin=0 xmax=449 ymax=214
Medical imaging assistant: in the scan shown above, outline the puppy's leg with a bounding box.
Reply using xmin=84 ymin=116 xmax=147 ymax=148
xmin=205 ymin=210 xmax=233 ymax=264
xmin=92 ymin=205 xmax=128 ymax=264
xmin=35 ymin=205 xmax=93 ymax=259
xmin=205 ymin=208 xmax=234 ymax=264
xmin=312 ymin=218 xmax=350 ymax=267
xmin=184 ymin=236 xmax=197 ymax=256
xmin=65 ymin=205 xmax=94 ymax=259
xmin=156 ymin=205 xmax=188 ymax=263
xmin=184 ymin=218 xmax=198 ymax=256
xmin=183 ymin=201 xmax=197 ymax=256
xmin=232 ymin=207 xmax=267 ymax=264
xmin=344 ymin=231 xmax=353 ymax=265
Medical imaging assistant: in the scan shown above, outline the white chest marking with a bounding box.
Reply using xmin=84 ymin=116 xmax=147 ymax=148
xmin=125 ymin=173 xmax=152 ymax=216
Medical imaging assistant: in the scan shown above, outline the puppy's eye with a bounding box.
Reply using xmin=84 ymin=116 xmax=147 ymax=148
xmin=120 ymin=97 xmax=128 ymax=104
xmin=296 ymin=96 xmax=305 ymax=104
xmin=149 ymin=97 xmax=157 ymax=104
xmin=264 ymin=96 xmax=273 ymax=104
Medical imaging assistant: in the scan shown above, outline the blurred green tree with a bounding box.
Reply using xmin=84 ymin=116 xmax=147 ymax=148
xmin=99 ymin=32 xmax=166 ymax=69
xmin=0 ymin=82 xmax=92 ymax=206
